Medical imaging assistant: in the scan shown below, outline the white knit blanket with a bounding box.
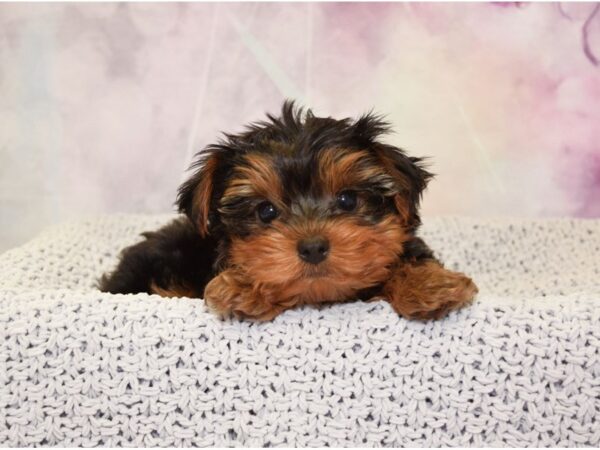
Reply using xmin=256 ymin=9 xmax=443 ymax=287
xmin=1 ymin=215 xmax=599 ymax=447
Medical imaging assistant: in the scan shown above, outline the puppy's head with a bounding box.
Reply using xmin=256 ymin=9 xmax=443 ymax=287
xmin=177 ymin=101 xmax=433 ymax=304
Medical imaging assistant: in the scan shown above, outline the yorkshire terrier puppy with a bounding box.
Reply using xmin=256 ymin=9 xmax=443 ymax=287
xmin=99 ymin=102 xmax=477 ymax=321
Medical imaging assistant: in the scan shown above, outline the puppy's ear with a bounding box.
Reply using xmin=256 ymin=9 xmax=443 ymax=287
xmin=176 ymin=149 xmax=226 ymax=237
xmin=375 ymin=144 xmax=433 ymax=229
xmin=352 ymin=113 xmax=433 ymax=229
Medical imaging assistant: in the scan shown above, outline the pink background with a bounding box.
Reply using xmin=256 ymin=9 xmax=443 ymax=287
xmin=1 ymin=2 xmax=599 ymax=251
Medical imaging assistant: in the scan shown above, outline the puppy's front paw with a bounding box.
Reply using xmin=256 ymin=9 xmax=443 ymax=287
xmin=383 ymin=261 xmax=478 ymax=320
xmin=203 ymin=270 xmax=284 ymax=321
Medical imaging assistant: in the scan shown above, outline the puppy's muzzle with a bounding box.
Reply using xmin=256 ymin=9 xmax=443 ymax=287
xmin=297 ymin=236 xmax=329 ymax=265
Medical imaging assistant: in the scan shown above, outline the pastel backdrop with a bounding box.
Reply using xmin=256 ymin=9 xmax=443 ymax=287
xmin=1 ymin=2 xmax=599 ymax=251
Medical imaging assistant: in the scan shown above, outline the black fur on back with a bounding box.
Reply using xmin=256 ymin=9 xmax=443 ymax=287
xmin=98 ymin=217 xmax=219 ymax=296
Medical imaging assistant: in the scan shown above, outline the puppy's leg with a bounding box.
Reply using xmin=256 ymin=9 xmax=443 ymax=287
xmin=382 ymin=237 xmax=478 ymax=320
xmin=98 ymin=217 xmax=217 ymax=297
xmin=203 ymin=269 xmax=291 ymax=321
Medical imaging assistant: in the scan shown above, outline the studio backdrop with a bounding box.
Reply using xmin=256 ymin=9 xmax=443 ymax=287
xmin=1 ymin=2 xmax=599 ymax=251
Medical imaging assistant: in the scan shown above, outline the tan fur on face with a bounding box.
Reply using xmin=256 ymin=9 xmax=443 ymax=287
xmin=227 ymin=215 xmax=407 ymax=309
xmin=222 ymin=153 xmax=282 ymax=204
xmin=318 ymin=148 xmax=396 ymax=196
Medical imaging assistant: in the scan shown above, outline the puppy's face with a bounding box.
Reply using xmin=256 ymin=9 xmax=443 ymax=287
xmin=178 ymin=103 xmax=432 ymax=304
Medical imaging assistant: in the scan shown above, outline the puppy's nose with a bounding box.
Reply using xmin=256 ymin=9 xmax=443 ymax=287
xmin=297 ymin=236 xmax=330 ymax=265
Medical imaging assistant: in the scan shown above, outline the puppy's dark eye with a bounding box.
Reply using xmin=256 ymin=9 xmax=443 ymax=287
xmin=336 ymin=190 xmax=358 ymax=211
xmin=257 ymin=201 xmax=279 ymax=223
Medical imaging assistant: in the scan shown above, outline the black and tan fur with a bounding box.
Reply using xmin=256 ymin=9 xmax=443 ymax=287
xmin=99 ymin=101 xmax=477 ymax=320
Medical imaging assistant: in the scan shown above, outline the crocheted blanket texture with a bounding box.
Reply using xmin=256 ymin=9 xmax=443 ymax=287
xmin=1 ymin=215 xmax=599 ymax=446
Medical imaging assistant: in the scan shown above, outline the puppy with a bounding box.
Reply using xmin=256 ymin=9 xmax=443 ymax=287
xmin=99 ymin=102 xmax=477 ymax=321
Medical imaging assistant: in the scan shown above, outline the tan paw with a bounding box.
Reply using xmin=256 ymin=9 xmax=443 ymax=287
xmin=203 ymin=270 xmax=284 ymax=321
xmin=383 ymin=261 xmax=478 ymax=320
